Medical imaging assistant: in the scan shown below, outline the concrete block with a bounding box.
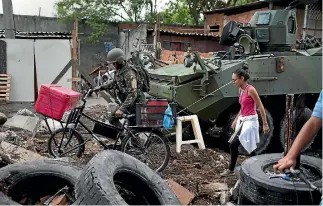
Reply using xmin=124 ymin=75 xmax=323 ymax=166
xmin=0 ymin=141 xmax=48 ymax=164
xmin=4 ymin=114 xmax=39 ymax=132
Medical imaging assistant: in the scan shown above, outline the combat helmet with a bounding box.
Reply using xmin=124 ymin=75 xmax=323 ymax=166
xmin=107 ymin=48 xmax=126 ymax=64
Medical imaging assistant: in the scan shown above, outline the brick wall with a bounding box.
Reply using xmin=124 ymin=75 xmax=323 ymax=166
xmin=205 ymin=13 xmax=224 ymax=35
xmin=205 ymin=8 xmax=267 ymax=36
xmin=296 ymin=9 xmax=305 ymax=40
xmin=160 ymin=50 xmax=211 ymax=64
xmin=147 ymin=33 xmax=227 ymax=53
xmin=224 ymin=8 xmax=268 ymax=24
xmin=119 ymin=23 xmax=204 ymax=33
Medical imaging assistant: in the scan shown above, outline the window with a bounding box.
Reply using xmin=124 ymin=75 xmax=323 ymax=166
xmin=163 ymin=41 xmax=171 ymax=50
xmin=209 ymin=25 xmax=220 ymax=32
xmin=257 ymin=13 xmax=271 ymax=25
xmin=163 ymin=41 xmax=190 ymax=51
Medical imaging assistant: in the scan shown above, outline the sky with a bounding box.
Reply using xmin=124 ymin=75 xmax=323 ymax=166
xmin=0 ymin=0 xmax=170 ymax=17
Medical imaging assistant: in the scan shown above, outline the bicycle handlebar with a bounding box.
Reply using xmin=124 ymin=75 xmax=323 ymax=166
xmin=122 ymin=113 xmax=135 ymax=119
xmin=82 ymin=88 xmax=93 ymax=101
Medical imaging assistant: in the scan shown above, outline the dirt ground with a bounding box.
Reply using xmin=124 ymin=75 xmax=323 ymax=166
xmin=0 ymin=104 xmax=246 ymax=205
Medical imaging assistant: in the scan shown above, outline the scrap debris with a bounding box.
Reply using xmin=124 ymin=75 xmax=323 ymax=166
xmin=0 ymin=105 xmax=242 ymax=205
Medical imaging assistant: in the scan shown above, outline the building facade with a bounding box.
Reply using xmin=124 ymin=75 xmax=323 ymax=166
xmin=203 ymin=0 xmax=322 ymax=40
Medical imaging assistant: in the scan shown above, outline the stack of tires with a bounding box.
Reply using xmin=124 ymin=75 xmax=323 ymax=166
xmin=238 ymin=153 xmax=322 ymax=205
xmin=0 ymin=150 xmax=180 ymax=205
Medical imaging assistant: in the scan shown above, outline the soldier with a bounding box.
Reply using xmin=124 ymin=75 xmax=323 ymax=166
xmin=94 ymin=48 xmax=146 ymax=126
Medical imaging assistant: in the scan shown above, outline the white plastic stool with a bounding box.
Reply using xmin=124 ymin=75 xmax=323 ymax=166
xmin=175 ymin=115 xmax=206 ymax=153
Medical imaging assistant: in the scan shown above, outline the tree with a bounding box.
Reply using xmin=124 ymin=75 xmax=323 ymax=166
xmin=185 ymin=0 xmax=226 ymax=25
xmin=159 ymin=0 xmax=196 ymax=25
xmin=226 ymin=0 xmax=258 ymax=7
xmin=154 ymin=0 xmax=226 ymax=26
xmin=55 ymin=0 xmax=153 ymax=43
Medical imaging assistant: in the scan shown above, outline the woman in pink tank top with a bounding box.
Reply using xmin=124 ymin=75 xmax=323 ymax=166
xmin=221 ymin=65 xmax=270 ymax=177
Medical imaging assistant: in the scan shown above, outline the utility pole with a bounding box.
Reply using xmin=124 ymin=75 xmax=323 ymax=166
xmin=2 ymin=0 xmax=15 ymax=38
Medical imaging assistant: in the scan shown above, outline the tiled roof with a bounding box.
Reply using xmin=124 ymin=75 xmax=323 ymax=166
xmin=147 ymin=28 xmax=220 ymax=38
xmin=0 ymin=31 xmax=72 ymax=39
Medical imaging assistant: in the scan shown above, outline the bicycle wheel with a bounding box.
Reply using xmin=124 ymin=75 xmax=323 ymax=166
xmin=120 ymin=130 xmax=170 ymax=172
xmin=48 ymin=128 xmax=85 ymax=158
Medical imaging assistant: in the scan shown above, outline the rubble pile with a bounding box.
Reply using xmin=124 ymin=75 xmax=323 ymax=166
xmin=0 ymin=105 xmax=243 ymax=205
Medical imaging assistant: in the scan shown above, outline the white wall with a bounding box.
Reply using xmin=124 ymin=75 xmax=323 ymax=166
xmin=5 ymin=39 xmax=34 ymax=102
xmin=4 ymin=39 xmax=72 ymax=102
xmin=34 ymin=40 xmax=72 ymax=89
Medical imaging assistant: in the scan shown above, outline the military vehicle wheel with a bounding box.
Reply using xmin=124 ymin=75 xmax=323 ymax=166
xmin=223 ymin=108 xmax=274 ymax=155
xmin=279 ymin=107 xmax=316 ymax=152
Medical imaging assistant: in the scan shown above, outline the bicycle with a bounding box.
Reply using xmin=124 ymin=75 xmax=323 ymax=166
xmin=47 ymin=89 xmax=170 ymax=172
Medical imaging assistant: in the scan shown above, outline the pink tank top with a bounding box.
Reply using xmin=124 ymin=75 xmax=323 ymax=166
xmin=239 ymin=85 xmax=257 ymax=117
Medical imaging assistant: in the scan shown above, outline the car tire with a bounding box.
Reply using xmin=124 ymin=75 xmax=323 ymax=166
xmin=239 ymin=153 xmax=322 ymax=205
xmin=0 ymin=159 xmax=81 ymax=205
xmin=74 ymin=150 xmax=180 ymax=205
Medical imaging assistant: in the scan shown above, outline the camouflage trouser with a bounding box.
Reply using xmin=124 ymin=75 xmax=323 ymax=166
xmin=105 ymin=102 xmax=123 ymax=128
xmin=105 ymin=93 xmax=146 ymax=128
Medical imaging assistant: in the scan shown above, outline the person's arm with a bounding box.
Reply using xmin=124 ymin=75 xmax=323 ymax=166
xmin=232 ymin=89 xmax=242 ymax=125
xmin=233 ymin=110 xmax=241 ymax=123
xmin=248 ymin=87 xmax=267 ymax=126
xmin=118 ymin=69 xmax=138 ymax=113
xmin=100 ymin=80 xmax=114 ymax=90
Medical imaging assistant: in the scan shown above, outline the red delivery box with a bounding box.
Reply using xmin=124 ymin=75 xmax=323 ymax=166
xmin=35 ymin=84 xmax=81 ymax=120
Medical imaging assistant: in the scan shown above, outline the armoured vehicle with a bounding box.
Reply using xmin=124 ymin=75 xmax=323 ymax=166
xmin=145 ymin=0 xmax=322 ymax=154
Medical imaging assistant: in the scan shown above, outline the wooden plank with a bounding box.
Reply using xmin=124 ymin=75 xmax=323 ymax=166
xmin=34 ymin=48 xmax=39 ymax=102
xmin=0 ymin=93 xmax=10 ymax=97
xmin=67 ymin=77 xmax=81 ymax=82
xmin=0 ymin=78 xmax=10 ymax=81
xmin=72 ymin=17 xmax=78 ymax=91
xmin=51 ymin=59 xmax=72 ymax=84
xmin=0 ymin=73 xmax=10 ymax=103
xmin=0 ymin=90 xmax=10 ymax=92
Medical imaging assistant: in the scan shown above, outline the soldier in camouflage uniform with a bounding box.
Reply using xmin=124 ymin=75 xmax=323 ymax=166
xmin=94 ymin=48 xmax=146 ymax=126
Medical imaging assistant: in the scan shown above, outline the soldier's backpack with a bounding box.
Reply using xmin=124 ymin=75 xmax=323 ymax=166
xmin=131 ymin=65 xmax=150 ymax=93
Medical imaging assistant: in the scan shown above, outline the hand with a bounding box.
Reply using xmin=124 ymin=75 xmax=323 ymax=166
xmin=115 ymin=110 xmax=123 ymax=117
xmin=93 ymin=86 xmax=101 ymax=92
xmin=231 ymin=120 xmax=237 ymax=130
xmin=263 ymin=123 xmax=270 ymax=133
xmin=273 ymin=156 xmax=296 ymax=173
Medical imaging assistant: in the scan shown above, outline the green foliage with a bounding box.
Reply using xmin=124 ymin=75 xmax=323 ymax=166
xmin=226 ymin=0 xmax=258 ymax=7
xmin=159 ymin=0 xmax=196 ymax=25
xmin=156 ymin=0 xmax=226 ymax=26
xmin=55 ymin=0 xmax=258 ymax=42
xmin=185 ymin=0 xmax=226 ymax=25
xmin=55 ymin=0 xmax=153 ymax=43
